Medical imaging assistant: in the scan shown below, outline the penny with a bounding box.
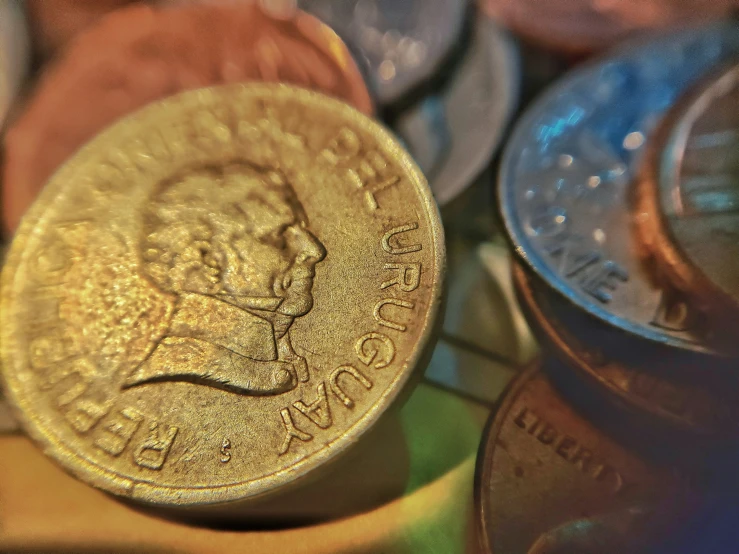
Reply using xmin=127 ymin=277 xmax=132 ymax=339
xmin=395 ymin=13 xmax=520 ymax=206
xmin=0 ymin=84 xmax=444 ymax=508
xmin=512 ymin=262 xmax=739 ymax=439
xmin=635 ymin=62 xmax=739 ymax=332
xmin=480 ymin=0 xmax=737 ymax=55
xmin=25 ymin=0 xmax=137 ymax=58
xmin=3 ymin=2 xmax=373 ymax=233
xmin=299 ymin=0 xmax=467 ymax=105
xmin=475 ymin=364 xmax=689 ymax=553
xmin=0 ymin=0 xmax=29 ymax=132
xmin=499 ymin=22 xmax=739 ymax=355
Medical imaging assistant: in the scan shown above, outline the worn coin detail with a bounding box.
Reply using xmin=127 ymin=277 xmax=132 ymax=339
xmin=635 ymin=62 xmax=739 ymax=330
xmin=3 ymin=2 xmax=372 ymax=233
xmin=513 ymin=263 xmax=739 ymax=437
xmin=499 ymin=23 xmax=739 ymax=354
xmin=299 ymin=0 xmax=466 ymax=105
xmin=475 ymin=364 xmax=688 ymax=553
xmin=0 ymin=84 xmax=444 ymax=507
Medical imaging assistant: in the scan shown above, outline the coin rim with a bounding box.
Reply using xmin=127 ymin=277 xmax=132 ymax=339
xmin=634 ymin=61 xmax=739 ymax=326
xmin=474 ymin=361 xmax=540 ymax=554
xmin=511 ymin=261 xmax=733 ymax=436
xmin=0 ymin=83 xmax=445 ymax=507
xmin=498 ymin=22 xmax=739 ymax=355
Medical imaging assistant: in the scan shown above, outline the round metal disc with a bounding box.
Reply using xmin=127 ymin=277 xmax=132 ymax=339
xmin=475 ymin=364 xmax=689 ymax=553
xmin=512 ymin=262 xmax=739 ymax=438
xmin=638 ymin=62 xmax=739 ymax=327
xmin=499 ymin=23 xmax=739 ymax=354
xmin=396 ymin=14 xmax=520 ymax=206
xmin=298 ymin=0 xmax=467 ymax=105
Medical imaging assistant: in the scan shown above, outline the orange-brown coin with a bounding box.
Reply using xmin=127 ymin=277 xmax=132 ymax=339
xmin=475 ymin=363 xmax=691 ymax=553
xmin=25 ymin=0 xmax=138 ymax=57
xmin=3 ymin=2 xmax=373 ymax=233
xmin=512 ymin=262 xmax=739 ymax=440
xmin=634 ymin=62 xmax=739 ymax=336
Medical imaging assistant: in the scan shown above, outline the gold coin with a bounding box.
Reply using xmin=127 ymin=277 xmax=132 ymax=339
xmin=635 ymin=62 xmax=739 ymax=335
xmin=0 ymin=83 xmax=444 ymax=508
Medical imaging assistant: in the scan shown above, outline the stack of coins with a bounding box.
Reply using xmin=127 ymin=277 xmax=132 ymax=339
xmin=484 ymin=21 xmax=739 ymax=553
xmin=2 ymin=1 xmax=739 ymax=552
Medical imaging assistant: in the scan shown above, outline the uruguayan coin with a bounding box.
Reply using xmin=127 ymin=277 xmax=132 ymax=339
xmin=396 ymin=14 xmax=520 ymax=206
xmin=299 ymin=0 xmax=467 ymax=105
xmin=0 ymin=0 xmax=29 ymax=132
xmin=0 ymin=84 xmax=444 ymax=508
xmin=500 ymin=23 xmax=739 ymax=355
xmin=475 ymin=364 xmax=689 ymax=554
xmin=635 ymin=62 xmax=739 ymax=332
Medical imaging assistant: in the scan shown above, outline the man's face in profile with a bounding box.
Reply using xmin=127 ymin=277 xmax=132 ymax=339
xmin=226 ymin=176 xmax=326 ymax=317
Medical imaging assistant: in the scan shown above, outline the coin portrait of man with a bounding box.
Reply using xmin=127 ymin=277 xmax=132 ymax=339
xmin=125 ymin=163 xmax=326 ymax=396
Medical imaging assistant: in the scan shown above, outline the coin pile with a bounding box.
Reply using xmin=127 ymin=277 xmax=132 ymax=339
xmin=1 ymin=0 xmax=739 ymax=552
xmin=487 ymin=22 xmax=739 ymax=553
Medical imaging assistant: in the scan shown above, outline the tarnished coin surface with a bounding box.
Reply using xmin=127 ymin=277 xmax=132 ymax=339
xmin=299 ymin=0 xmax=467 ymax=105
xmin=396 ymin=14 xmax=520 ymax=206
xmin=513 ymin=263 xmax=739 ymax=438
xmin=0 ymin=84 xmax=444 ymax=507
xmin=499 ymin=23 xmax=739 ymax=355
xmin=475 ymin=364 xmax=688 ymax=554
xmin=3 ymin=2 xmax=372 ymax=233
xmin=0 ymin=0 xmax=29 ymax=131
xmin=635 ymin=62 xmax=739 ymax=329
xmin=480 ymin=0 xmax=737 ymax=55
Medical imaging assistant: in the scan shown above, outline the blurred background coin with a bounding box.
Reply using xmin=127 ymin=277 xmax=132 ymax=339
xmin=299 ymin=0 xmax=467 ymax=105
xmin=0 ymin=0 xmax=29 ymax=132
xmin=0 ymin=84 xmax=443 ymax=512
xmin=635 ymin=62 xmax=739 ymax=337
xmin=394 ymin=13 xmax=520 ymax=206
xmin=475 ymin=364 xmax=691 ymax=554
xmin=2 ymin=1 xmax=372 ymax=233
xmin=513 ymin=263 xmax=739 ymax=440
xmin=499 ymin=23 xmax=739 ymax=356
xmin=480 ymin=0 xmax=738 ymax=56
xmin=25 ymin=0 xmax=137 ymax=59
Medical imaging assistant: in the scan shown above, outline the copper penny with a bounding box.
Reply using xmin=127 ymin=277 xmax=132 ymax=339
xmin=475 ymin=363 xmax=690 ymax=553
xmin=479 ymin=0 xmax=737 ymax=55
xmin=3 ymin=2 xmax=373 ymax=233
xmin=513 ymin=262 xmax=739 ymax=439
xmin=634 ymin=62 xmax=739 ymax=336
xmin=25 ymin=0 xmax=138 ymax=58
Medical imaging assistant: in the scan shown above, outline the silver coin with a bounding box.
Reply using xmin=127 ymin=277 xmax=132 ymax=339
xmin=397 ymin=14 xmax=520 ymax=205
xmin=298 ymin=0 xmax=467 ymax=105
xmin=0 ymin=0 xmax=29 ymax=131
xmin=499 ymin=23 xmax=739 ymax=354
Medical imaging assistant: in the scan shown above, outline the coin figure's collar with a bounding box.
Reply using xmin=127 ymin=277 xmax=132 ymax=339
xmin=123 ymin=292 xmax=306 ymax=394
xmin=166 ymin=292 xmax=281 ymax=361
